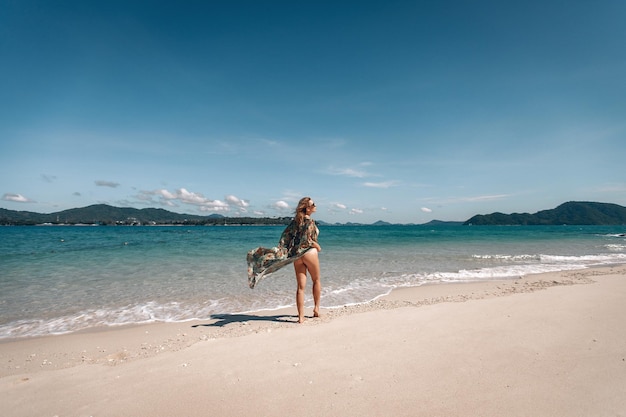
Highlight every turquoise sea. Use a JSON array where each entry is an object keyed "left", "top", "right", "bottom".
[{"left": 1, "top": 224, "right": 625, "bottom": 339}]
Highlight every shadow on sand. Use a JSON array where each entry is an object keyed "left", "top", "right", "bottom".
[{"left": 192, "top": 313, "right": 296, "bottom": 328}]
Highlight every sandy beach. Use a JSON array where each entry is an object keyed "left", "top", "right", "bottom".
[{"left": 1, "top": 265, "right": 625, "bottom": 417}]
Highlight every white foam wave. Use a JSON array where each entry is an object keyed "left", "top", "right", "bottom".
[
  {"left": 3, "top": 252, "right": 626, "bottom": 340},
  {"left": 472, "top": 254, "right": 540, "bottom": 261},
  {"left": 0, "top": 300, "right": 225, "bottom": 339},
  {"left": 322, "top": 252, "right": 626, "bottom": 304},
  {"left": 453, "top": 253, "right": 626, "bottom": 282},
  {"left": 540, "top": 253, "right": 626, "bottom": 263},
  {"left": 426, "top": 263, "right": 584, "bottom": 283}
]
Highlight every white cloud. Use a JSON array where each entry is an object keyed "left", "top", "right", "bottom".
[
  {"left": 136, "top": 188, "right": 236, "bottom": 212},
  {"left": 225, "top": 195, "right": 250, "bottom": 208},
  {"left": 156, "top": 189, "right": 177, "bottom": 200},
  {"left": 167, "top": 189, "right": 229, "bottom": 211},
  {"left": 325, "top": 202, "right": 349, "bottom": 215},
  {"left": 363, "top": 181, "right": 399, "bottom": 188},
  {"left": 349, "top": 208, "right": 363, "bottom": 215},
  {"left": 177, "top": 188, "right": 209, "bottom": 205},
  {"left": 273, "top": 200, "right": 290, "bottom": 211},
  {"left": 95, "top": 180, "right": 120, "bottom": 188},
  {"left": 2, "top": 193, "right": 35, "bottom": 203},
  {"left": 328, "top": 167, "right": 368, "bottom": 178},
  {"left": 198, "top": 200, "right": 230, "bottom": 212},
  {"left": 421, "top": 207, "right": 433, "bottom": 213}
]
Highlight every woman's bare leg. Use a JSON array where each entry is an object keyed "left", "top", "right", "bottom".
[
  {"left": 302, "top": 249, "right": 321, "bottom": 318},
  {"left": 294, "top": 259, "right": 308, "bottom": 323}
]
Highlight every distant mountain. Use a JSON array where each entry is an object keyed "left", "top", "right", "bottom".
[
  {"left": 54, "top": 204, "right": 216, "bottom": 224},
  {"left": 0, "top": 204, "right": 290, "bottom": 226},
  {"left": 372, "top": 220, "right": 392, "bottom": 226},
  {"left": 422, "top": 220, "right": 464, "bottom": 226},
  {"left": 464, "top": 201, "right": 626, "bottom": 225},
  {"left": 4, "top": 201, "right": 624, "bottom": 226}
]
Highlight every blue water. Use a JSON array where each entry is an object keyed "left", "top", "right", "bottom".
[{"left": 1, "top": 224, "right": 625, "bottom": 339}]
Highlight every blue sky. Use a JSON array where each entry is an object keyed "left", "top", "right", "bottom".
[{"left": 1, "top": 0, "right": 625, "bottom": 223}]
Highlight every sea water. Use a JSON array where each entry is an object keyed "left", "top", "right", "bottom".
[{"left": 1, "top": 224, "right": 625, "bottom": 339}]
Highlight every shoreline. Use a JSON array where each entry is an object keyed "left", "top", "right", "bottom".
[
  {"left": 1, "top": 264, "right": 625, "bottom": 416},
  {"left": 0, "top": 264, "right": 618, "bottom": 375}
]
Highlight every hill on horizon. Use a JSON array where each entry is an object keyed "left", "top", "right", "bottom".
[
  {"left": 0, "top": 204, "right": 289, "bottom": 226},
  {"left": 1, "top": 201, "right": 625, "bottom": 226},
  {"left": 464, "top": 201, "right": 626, "bottom": 225}
]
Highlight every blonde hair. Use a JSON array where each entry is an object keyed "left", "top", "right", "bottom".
[{"left": 294, "top": 197, "right": 312, "bottom": 225}]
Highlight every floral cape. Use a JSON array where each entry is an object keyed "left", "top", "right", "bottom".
[{"left": 247, "top": 217, "right": 319, "bottom": 289}]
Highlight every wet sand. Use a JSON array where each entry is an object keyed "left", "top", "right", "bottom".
[{"left": 1, "top": 265, "right": 625, "bottom": 416}]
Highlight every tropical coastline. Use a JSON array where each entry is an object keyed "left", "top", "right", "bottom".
[
  {"left": 1, "top": 265, "right": 625, "bottom": 416},
  {"left": 2, "top": 224, "right": 625, "bottom": 340},
  {"left": 1, "top": 222, "right": 625, "bottom": 416}
]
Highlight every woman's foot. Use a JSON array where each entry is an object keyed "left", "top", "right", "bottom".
[{"left": 313, "top": 308, "right": 320, "bottom": 318}]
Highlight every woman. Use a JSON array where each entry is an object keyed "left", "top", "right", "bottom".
[{"left": 247, "top": 197, "right": 322, "bottom": 323}]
